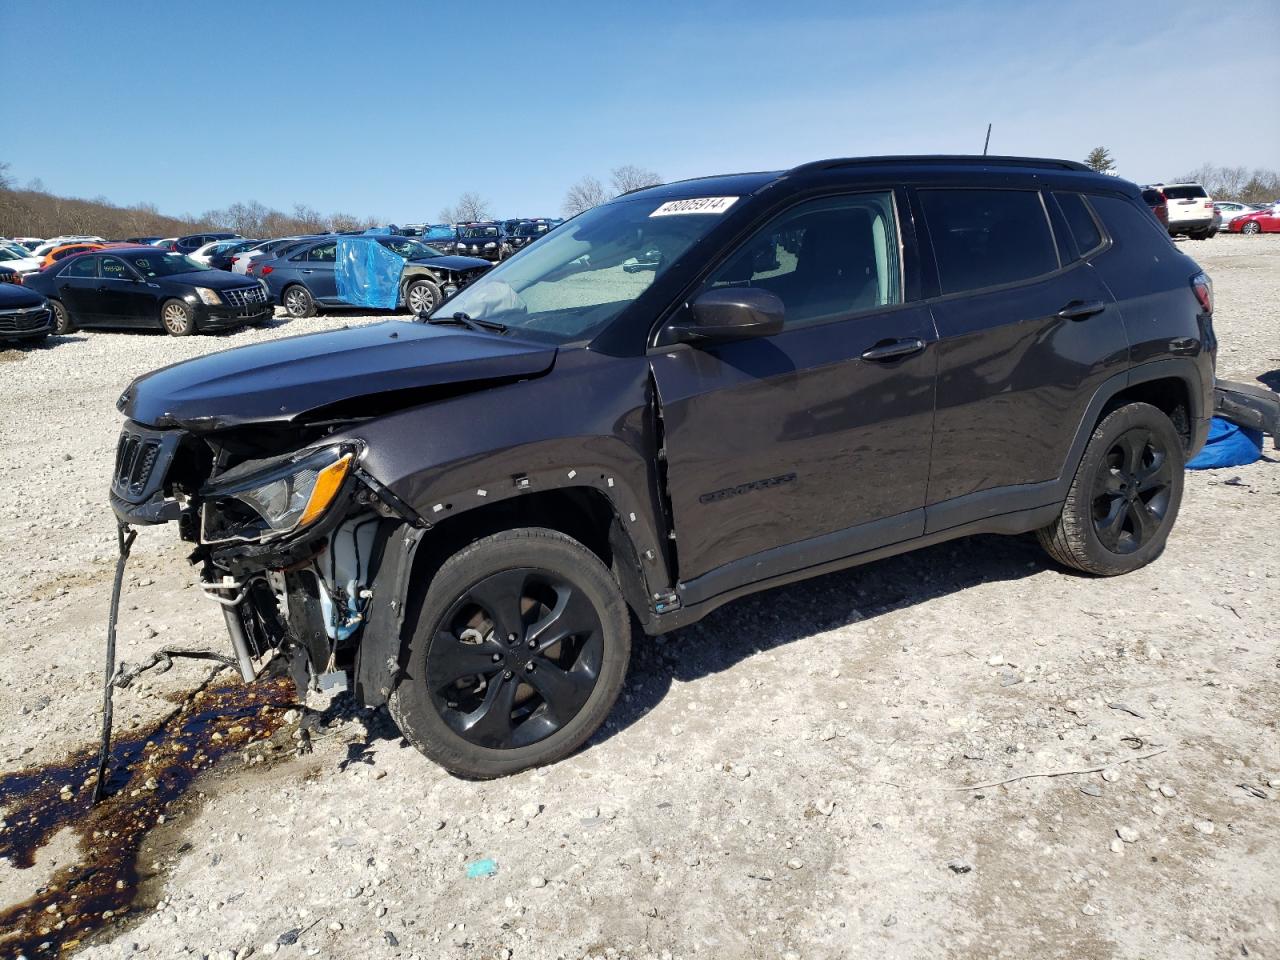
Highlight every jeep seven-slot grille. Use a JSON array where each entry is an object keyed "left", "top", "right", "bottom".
[
  {"left": 115, "top": 433, "right": 161, "bottom": 497},
  {"left": 222, "top": 286, "right": 267, "bottom": 308}
]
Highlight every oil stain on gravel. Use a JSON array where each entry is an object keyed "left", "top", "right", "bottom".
[{"left": 0, "top": 678, "right": 295, "bottom": 957}]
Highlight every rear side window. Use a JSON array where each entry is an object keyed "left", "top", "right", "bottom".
[
  {"left": 306, "top": 242, "right": 337, "bottom": 262},
  {"left": 919, "top": 189, "right": 1058, "bottom": 295},
  {"left": 61, "top": 256, "right": 98, "bottom": 278},
  {"left": 1054, "top": 192, "right": 1105, "bottom": 256},
  {"left": 1090, "top": 195, "right": 1175, "bottom": 251},
  {"left": 1161, "top": 185, "right": 1206, "bottom": 200}
]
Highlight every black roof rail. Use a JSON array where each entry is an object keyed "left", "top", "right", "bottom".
[{"left": 790, "top": 155, "right": 1092, "bottom": 175}]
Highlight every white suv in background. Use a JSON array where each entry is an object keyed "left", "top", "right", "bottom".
[{"left": 1150, "top": 183, "right": 1215, "bottom": 240}]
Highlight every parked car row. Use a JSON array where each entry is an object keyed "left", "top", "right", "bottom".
[{"left": 1140, "top": 185, "right": 1277, "bottom": 238}]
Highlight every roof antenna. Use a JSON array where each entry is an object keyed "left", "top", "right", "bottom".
[{"left": 982, "top": 123, "right": 992, "bottom": 156}]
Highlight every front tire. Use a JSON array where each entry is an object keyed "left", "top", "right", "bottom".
[
  {"left": 282, "top": 284, "right": 317, "bottom": 318},
  {"left": 160, "top": 299, "right": 196, "bottom": 336},
  {"left": 1241, "top": 221, "right": 1261, "bottom": 235},
  {"left": 404, "top": 279, "right": 442, "bottom": 317},
  {"left": 50, "top": 299, "right": 76, "bottom": 335},
  {"left": 388, "top": 528, "right": 631, "bottom": 779},
  {"left": 1037, "top": 402, "right": 1184, "bottom": 576}
]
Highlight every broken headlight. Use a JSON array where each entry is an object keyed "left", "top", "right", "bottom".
[{"left": 201, "top": 444, "right": 355, "bottom": 544}]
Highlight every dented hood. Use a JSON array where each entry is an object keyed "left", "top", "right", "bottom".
[{"left": 118, "top": 320, "right": 557, "bottom": 430}]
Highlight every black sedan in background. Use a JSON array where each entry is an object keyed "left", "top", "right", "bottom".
[
  {"left": 0, "top": 281, "right": 54, "bottom": 343},
  {"left": 24, "top": 251, "right": 273, "bottom": 336}
]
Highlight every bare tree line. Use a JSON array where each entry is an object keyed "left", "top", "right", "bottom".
[
  {"left": 562, "top": 165, "right": 663, "bottom": 217},
  {"left": 0, "top": 161, "right": 381, "bottom": 240},
  {"left": 1174, "top": 164, "right": 1280, "bottom": 205}
]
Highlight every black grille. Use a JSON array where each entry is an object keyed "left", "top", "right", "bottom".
[
  {"left": 221, "top": 286, "right": 268, "bottom": 308},
  {"left": 0, "top": 306, "right": 50, "bottom": 333},
  {"left": 115, "top": 433, "right": 163, "bottom": 497}
]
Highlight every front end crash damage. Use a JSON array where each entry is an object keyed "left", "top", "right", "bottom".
[{"left": 110, "top": 420, "right": 428, "bottom": 703}]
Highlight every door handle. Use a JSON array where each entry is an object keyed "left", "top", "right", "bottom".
[
  {"left": 860, "top": 338, "right": 926, "bottom": 362},
  {"left": 301, "top": 268, "right": 314, "bottom": 274},
  {"left": 1056, "top": 300, "right": 1106, "bottom": 321}
]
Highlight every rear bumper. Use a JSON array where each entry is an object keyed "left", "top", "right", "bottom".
[
  {"left": 1168, "top": 217, "right": 1214, "bottom": 235},
  {"left": 1214, "top": 379, "right": 1280, "bottom": 449}
]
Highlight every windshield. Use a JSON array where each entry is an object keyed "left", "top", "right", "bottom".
[
  {"left": 377, "top": 237, "right": 445, "bottom": 259},
  {"left": 432, "top": 196, "right": 727, "bottom": 344},
  {"left": 515, "top": 222, "right": 550, "bottom": 237},
  {"left": 121, "top": 253, "right": 210, "bottom": 277},
  {"left": 0, "top": 246, "right": 27, "bottom": 262},
  {"left": 460, "top": 225, "right": 501, "bottom": 239}
]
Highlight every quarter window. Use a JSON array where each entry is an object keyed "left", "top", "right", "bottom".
[
  {"left": 703, "top": 192, "right": 901, "bottom": 329},
  {"left": 62, "top": 256, "right": 98, "bottom": 278},
  {"left": 1054, "top": 192, "right": 1105, "bottom": 256},
  {"left": 919, "top": 189, "right": 1058, "bottom": 295}
]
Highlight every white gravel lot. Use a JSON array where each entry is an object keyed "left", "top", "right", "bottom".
[{"left": 0, "top": 235, "right": 1277, "bottom": 960}]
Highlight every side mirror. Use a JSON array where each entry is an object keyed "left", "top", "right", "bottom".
[{"left": 665, "top": 287, "right": 784, "bottom": 345}]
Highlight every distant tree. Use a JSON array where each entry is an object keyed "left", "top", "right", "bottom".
[
  {"left": 1084, "top": 147, "right": 1115, "bottom": 174},
  {"left": 0, "top": 161, "right": 12, "bottom": 191},
  {"left": 1176, "top": 163, "right": 1279, "bottom": 204},
  {"left": 439, "top": 192, "right": 491, "bottom": 224},
  {"left": 562, "top": 176, "right": 610, "bottom": 217},
  {"left": 610, "top": 164, "right": 662, "bottom": 194},
  {"left": 328, "top": 212, "right": 364, "bottom": 233}
]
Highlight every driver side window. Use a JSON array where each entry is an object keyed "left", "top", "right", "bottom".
[{"left": 704, "top": 192, "right": 902, "bottom": 329}]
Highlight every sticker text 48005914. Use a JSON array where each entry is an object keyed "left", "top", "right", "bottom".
[{"left": 649, "top": 197, "right": 738, "bottom": 217}]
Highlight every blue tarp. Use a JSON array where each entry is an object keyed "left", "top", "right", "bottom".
[
  {"left": 335, "top": 237, "right": 404, "bottom": 309},
  {"left": 1186, "top": 417, "right": 1262, "bottom": 470}
]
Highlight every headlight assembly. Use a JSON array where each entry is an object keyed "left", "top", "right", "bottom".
[
  {"left": 201, "top": 445, "right": 356, "bottom": 544},
  {"left": 194, "top": 287, "right": 223, "bottom": 305}
]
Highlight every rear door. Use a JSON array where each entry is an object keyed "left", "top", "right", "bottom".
[
  {"left": 57, "top": 255, "right": 102, "bottom": 323},
  {"left": 651, "top": 190, "right": 938, "bottom": 597},
  {"left": 915, "top": 187, "right": 1127, "bottom": 532},
  {"left": 300, "top": 241, "right": 338, "bottom": 301}
]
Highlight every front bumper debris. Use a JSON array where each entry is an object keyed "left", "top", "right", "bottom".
[{"left": 1214, "top": 379, "right": 1280, "bottom": 449}]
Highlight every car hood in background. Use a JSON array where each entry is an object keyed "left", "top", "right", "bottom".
[
  {"left": 410, "top": 254, "right": 491, "bottom": 271},
  {"left": 119, "top": 320, "right": 557, "bottom": 431},
  {"left": 0, "top": 283, "right": 47, "bottom": 308}
]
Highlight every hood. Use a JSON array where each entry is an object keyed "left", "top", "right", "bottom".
[
  {"left": 163, "top": 269, "right": 261, "bottom": 288},
  {"left": 0, "top": 283, "right": 46, "bottom": 308},
  {"left": 410, "top": 254, "right": 491, "bottom": 271},
  {"left": 119, "top": 320, "right": 557, "bottom": 431}
]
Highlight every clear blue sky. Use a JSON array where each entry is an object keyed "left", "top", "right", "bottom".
[{"left": 4, "top": 0, "right": 1277, "bottom": 221}]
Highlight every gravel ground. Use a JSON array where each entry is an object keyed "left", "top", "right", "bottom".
[{"left": 0, "top": 235, "right": 1277, "bottom": 960}]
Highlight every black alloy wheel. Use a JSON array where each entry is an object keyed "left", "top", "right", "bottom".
[
  {"left": 388, "top": 527, "right": 630, "bottom": 778},
  {"left": 1090, "top": 428, "right": 1174, "bottom": 555},
  {"left": 428, "top": 568, "right": 604, "bottom": 749},
  {"left": 1037, "top": 402, "right": 1184, "bottom": 576}
]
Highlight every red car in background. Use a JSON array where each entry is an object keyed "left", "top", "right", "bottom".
[
  {"left": 1141, "top": 187, "right": 1169, "bottom": 228},
  {"left": 1227, "top": 205, "right": 1280, "bottom": 234}
]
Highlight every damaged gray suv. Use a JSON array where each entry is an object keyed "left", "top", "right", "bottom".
[{"left": 110, "top": 156, "right": 1273, "bottom": 778}]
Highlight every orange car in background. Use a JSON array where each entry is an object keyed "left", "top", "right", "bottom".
[{"left": 39, "top": 242, "right": 154, "bottom": 270}]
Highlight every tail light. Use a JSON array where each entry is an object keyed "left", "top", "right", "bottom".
[
  {"left": 230, "top": 256, "right": 239, "bottom": 265},
  {"left": 1191, "top": 272, "right": 1212, "bottom": 313},
  {"left": 260, "top": 265, "right": 273, "bottom": 276}
]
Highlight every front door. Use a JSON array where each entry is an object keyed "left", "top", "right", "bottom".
[
  {"left": 650, "top": 191, "right": 937, "bottom": 601},
  {"left": 96, "top": 256, "right": 156, "bottom": 327}
]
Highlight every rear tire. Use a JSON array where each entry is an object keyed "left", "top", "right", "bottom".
[
  {"left": 388, "top": 528, "right": 631, "bottom": 779},
  {"left": 160, "top": 299, "right": 196, "bottom": 336},
  {"left": 282, "top": 284, "right": 317, "bottom": 318},
  {"left": 1037, "top": 402, "right": 1184, "bottom": 576},
  {"left": 50, "top": 299, "right": 76, "bottom": 335}
]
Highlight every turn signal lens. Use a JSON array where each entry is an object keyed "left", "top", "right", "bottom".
[{"left": 299, "top": 454, "right": 353, "bottom": 527}]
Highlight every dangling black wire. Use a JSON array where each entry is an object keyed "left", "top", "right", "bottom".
[{"left": 92, "top": 521, "right": 136, "bottom": 804}]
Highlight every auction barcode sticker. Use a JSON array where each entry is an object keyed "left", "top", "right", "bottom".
[{"left": 649, "top": 197, "right": 739, "bottom": 217}]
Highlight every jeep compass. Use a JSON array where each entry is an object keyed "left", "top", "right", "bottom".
[{"left": 110, "top": 156, "right": 1233, "bottom": 778}]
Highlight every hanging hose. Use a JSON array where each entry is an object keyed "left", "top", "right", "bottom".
[
  {"left": 92, "top": 521, "right": 136, "bottom": 804},
  {"left": 91, "top": 524, "right": 244, "bottom": 805}
]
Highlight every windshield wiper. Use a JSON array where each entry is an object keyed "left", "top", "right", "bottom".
[{"left": 426, "top": 311, "right": 508, "bottom": 334}]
